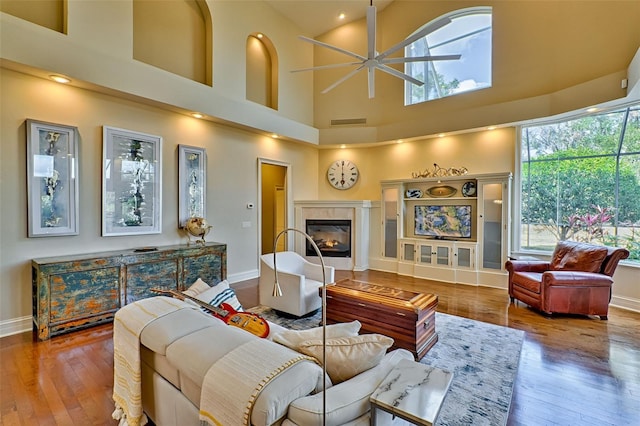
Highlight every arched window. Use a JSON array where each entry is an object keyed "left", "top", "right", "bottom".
[
  {"left": 405, "top": 7, "right": 492, "bottom": 105},
  {"left": 246, "top": 34, "right": 279, "bottom": 110}
]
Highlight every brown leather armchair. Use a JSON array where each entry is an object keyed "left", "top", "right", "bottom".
[{"left": 506, "top": 241, "right": 629, "bottom": 319}]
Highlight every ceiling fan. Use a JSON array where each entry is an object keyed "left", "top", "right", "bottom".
[{"left": 292, "top": 0, "right": 461, "bottom": 99}]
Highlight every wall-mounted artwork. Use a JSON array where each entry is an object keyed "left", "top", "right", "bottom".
[
  {"left": 102, "top": 126, "right": 162, "bottom": 236},
  {"left": 26, "top": 119, "right": 79, "bottom": 237},
  {"left": 178, "top": 145, "right": 206, "bottom": 228}
]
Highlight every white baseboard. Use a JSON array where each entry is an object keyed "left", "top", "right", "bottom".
[
  {"left": 228, "top": 269, "right": 259, "bottom": 284},
  {"left": 611, "top": 296, "right": 640, "bottom": 313},
  {"left": 0, "top": 315, "right": 32, "bottom": 338}
]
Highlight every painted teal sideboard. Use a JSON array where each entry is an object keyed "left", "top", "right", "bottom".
[{"left": 32, "top": 242, "right": 226, "bottom": 340}]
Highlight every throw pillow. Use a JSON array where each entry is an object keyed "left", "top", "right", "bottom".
[
  {"left": 273, "top": 320, "right": 361, "bottom": 351},
  {"left": 297, "top": 334, "right": 394, "bottom": 384},
  {"left": 193, "top": 279, "right": 244, "bottom": 312},
  {"left": 182, "top": 277, "right": 211, "bottom": 297}
]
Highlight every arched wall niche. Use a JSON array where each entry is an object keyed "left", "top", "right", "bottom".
[
  {"left": 246, "top": 33, "right": 279, "bottom": 110},
  {"left": 133, "top": 0, "right": 212, "bottom": 85}
]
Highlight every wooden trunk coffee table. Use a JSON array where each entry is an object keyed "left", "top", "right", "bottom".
[{"left": 324, "top": 278, "right": 438, "bottom": 359}]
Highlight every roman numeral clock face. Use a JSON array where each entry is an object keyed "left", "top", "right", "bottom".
[{"left": 327, "top": 160, "right": 359, "bottom": 190}]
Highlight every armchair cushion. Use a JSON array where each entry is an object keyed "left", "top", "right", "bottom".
[{"left": 550, "top": 241, "right": 608, "bottom": 273}]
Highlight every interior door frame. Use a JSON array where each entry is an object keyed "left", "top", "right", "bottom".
[{"left": 257, "top": 158, "right": 293, "bottom": 255}]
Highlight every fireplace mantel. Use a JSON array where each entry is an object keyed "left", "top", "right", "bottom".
[{"left": 294, "top": 200, "right": 372, "bottom": 271}]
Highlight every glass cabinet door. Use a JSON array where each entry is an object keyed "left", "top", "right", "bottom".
[
  {"left": 457, "top": 246, "right": 472, "bottom": 268},
  {"left": 454, "top": 243, "right": 476, "bottom": 269},
  {"left": 480, "top": 182, "right": 504, "bottom": 270},
  {"left": 418, "top": 244, "right": 433, "bottom": 264},
  {"left": 436, "top": 245, "right": 450, "bottom": 266},
  {"left": 401, "top": 240, "right": 415, "bottom": 262},
  {"left": 382, "top": 186, "right": 399, "bottom": 258}
]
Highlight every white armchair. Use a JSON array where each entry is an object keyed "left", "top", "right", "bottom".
[{"left": 259, "top": 251, "right": 335, "bottom": 317}]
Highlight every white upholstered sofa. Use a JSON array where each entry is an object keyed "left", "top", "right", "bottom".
[
  {"left": 136, "top": 302, "right": 412, "bottom": 425},
  {"left": 259, "top": 251, "right": 336, "bottom": 317}
]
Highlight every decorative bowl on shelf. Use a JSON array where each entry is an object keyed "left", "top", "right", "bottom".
[
  {"left": 462, "top": 181, "right": 477, "bottom": 197},
  {"left": 426, "top": 185, "right": 457, "bottom": 198},
  {"left": 405, "top": 188, "right": 423, "bottom": 198}
]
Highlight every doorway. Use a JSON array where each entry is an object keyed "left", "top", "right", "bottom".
[{"left": 259, "top": 160, "right": 290, "bottom": 255}]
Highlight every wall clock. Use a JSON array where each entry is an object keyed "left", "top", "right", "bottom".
[{"left": 327, "top": 160, "right": 359, "bottom": 190}]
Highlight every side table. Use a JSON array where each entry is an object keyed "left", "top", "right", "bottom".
[{"left": 370, "top": 359, "right": 453, "bottom": 425}]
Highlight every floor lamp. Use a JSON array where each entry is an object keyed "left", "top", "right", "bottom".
[{"left": 272, "top": 228, "right": 327, "bottom": 426}]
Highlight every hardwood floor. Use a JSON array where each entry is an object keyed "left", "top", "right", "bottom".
[{"left": 2, "top": 269, "right": 639, "bottom": 425}]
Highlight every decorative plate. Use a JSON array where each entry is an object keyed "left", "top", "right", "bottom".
[
  {"left": 405, "top": 189, "right": 423, "bottom": 198},
  {"left": 462, "top": 181, "right": 477, "bottom": 197},
  {"left": 426, "top": 185, "right": 457, "bottom": 198}
]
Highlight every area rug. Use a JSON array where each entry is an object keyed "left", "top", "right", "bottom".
[{"left": 248, "top": 305, "right": 524, "bottom": 426}]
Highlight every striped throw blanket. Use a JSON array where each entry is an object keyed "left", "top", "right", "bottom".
[
  {"left": 199, "top": 339, "right": 318, "bottom": 426},
  {"left": 112, "top": 296, "right": 190, "bottom": 426}
]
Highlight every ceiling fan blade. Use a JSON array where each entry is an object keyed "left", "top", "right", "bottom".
[
  {"left": 291, "top": 62, "right": 363, "bottom": 73},
  {"left": 321, "top": 65, "right": 366, "bottom": 94},
  {"left": 381, "top": 54, "right": 462, "bottom": 64},
  {"left": 376, "top": 64, "right": 425, "bottom": 86},
  {"left": 368, "top": 67, "right": 375, "bottom": 99},
  {"left": 376, "top": 17, "right": 452, "bottom": 61},
  {"left": 367, "top": 5, "right": 376, "bottom": 60},
  {"left": 298, "top": 35, "right": 367, "bottom": 62}
]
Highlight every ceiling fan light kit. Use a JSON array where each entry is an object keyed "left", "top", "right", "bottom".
[{"left": 292, "top": 1, "right": 461, "bottom": 98}]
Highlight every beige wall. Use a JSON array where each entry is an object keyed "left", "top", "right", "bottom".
[
  {"left": 314, "top": 1, "right": 640, "bottom": 145},
  {"left": 0, "top": 68, "right": 319, "bottom": 326},
  {"left": 317, "top": 128, "right": 516, "bottom": 200}
]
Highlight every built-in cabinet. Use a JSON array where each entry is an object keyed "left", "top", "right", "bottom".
[
  {"left": 32, "top": 243, "right": 226, "bottom": 340},
  {"left": 379, "top": 173, "right": 511, "bottom": 287}
]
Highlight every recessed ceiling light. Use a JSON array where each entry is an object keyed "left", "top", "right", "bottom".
[
  {"left": 487, "top": 126, "right": 496, "bottom": 131},
  {"left": 340, "top": 144, "right": 346, "bottom": 149},
  {"left": 438, "top": 133, "right": 445, "bottom": 138},
  {"left": 257, "top": 33, "right": 264, "bottom": 39},
  {"left": 271, "top": 133, "right": 279, "bottom": 139},
  {"left": 396, "top": 139, "right": 403, "bottom": 144},
  {"left": 50, "top": 75, "right": 70, "bottom": 84},
  {"left": 191, "top": 112, "right": 204, "bottom": 119},
  {"left": 338, "top": 12, "right": 346, "bottom": 20}
]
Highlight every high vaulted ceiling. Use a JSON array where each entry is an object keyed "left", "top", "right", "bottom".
[{"left": 264, "top": 0, "right": 393, "bottom": 37}]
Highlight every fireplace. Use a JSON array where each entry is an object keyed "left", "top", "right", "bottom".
[{"left": 305, "top": 219, "right": 352, "bottom": 258}]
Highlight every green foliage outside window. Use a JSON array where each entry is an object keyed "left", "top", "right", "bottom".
[{"left": 520, "top": 105, "right": 640, "bottom": 262}]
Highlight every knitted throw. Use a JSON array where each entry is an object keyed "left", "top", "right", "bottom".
[
  {"left": 199, "top": 339, "right": 317, "bottom": 426},
  {"left": 112, "top": 296, "right": 189, "bottom": 426}
]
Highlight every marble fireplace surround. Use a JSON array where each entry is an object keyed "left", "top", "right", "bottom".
[{"left": 294, "top": 200, "right": 372, "bottom": 271}]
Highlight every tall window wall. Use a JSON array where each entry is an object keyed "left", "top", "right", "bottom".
[
  {"left": 518, "top": 104, "right": 640, "bottom": 262},
  {"left": 404, "top": 7, "right": 492, "bottom": 106}
]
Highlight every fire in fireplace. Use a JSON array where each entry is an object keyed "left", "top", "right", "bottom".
[{"left": 305, "top": 219, "right": 352, "bottom": 258}]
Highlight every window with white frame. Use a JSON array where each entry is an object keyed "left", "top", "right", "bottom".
[
  {"left": 518, "top": 104, "right": 640, "bottom": 263},
  {"left": 404, "top": 7, "right": 492, "bottom": 106}
]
